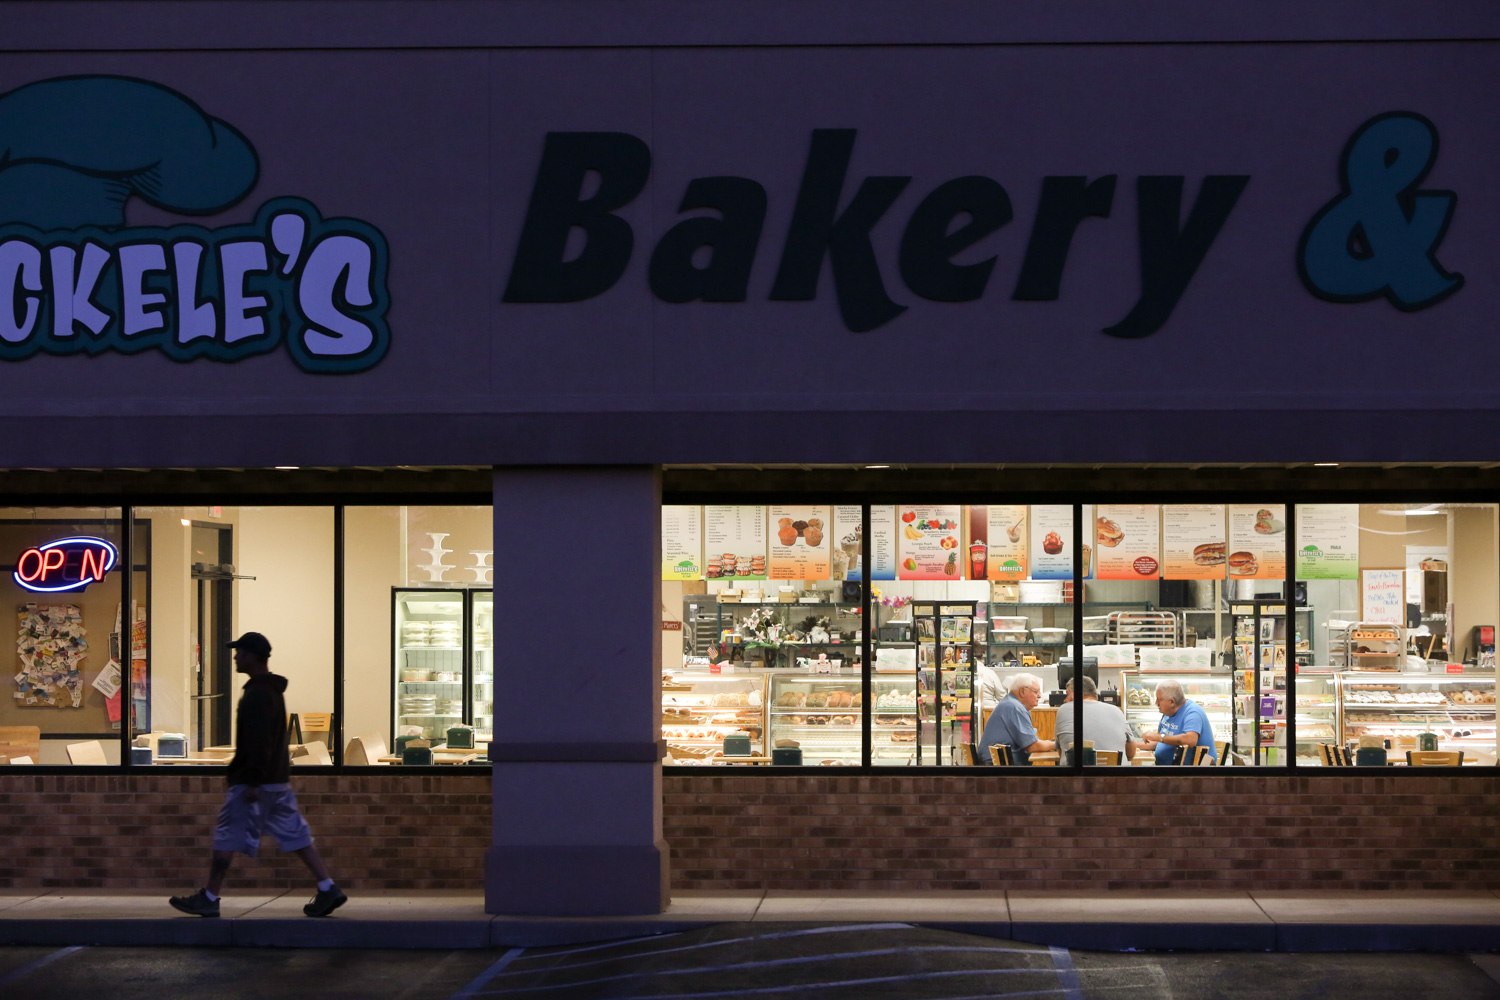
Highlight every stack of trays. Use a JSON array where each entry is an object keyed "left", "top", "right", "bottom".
[
  {"left": 399, "top": 694, "right": 438, "bottom": 715},
  {"left": 402, "top": 621, "right": 432, "bottom": 646},
  {"left": 429, "top": 622, "right": 461, "bottom": 647}
]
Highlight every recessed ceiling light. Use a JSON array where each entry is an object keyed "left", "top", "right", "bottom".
[
  {"left": 864, "top": 465, "right": 890, "bottom": 469},
  {"left": 1312, "top": 463, "right": 1339, "bottom": 467},
  {"left": 180, "top": 519, "right": 191, "bottom": 527},
  {"left": 274, "top": 466, "right": 299, "bottom": 470}
]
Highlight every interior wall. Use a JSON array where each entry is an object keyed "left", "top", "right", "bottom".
[
  {"left": 344, "top": 506, "right": 404, "bottom": 744},
  {"left": 1450, "top": 506, "right": 1499, "bottom": 660},
  {"left": 405, "top": 506, "right": 493, "bottom": 587},
  {"left": 0, "top": 510, "right": 122, "bottom": 739},
  {"left": 234, "top": 507, "right": 336, "bottom": 721}
]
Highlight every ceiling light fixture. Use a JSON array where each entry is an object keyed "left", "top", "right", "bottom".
[
  {"left": 864, "top": 465, "right": 890, "bottom": 469},
  {"left": 274, "top": 466, "right": 299, "bottom": 470},
  {"left": 1312, "top": 462, "right": 1339, "bottom": 467}
]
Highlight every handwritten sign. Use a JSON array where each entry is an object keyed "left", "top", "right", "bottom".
[{"left": 1361, "top": 568, "right": 1406, "bottom": 625}]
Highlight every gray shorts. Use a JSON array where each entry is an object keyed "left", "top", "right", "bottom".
[{"left": 214, "top": 783, "right": 314, "bottom": 856}]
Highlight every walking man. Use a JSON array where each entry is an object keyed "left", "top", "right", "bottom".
[{"left": 170, "top": 632, "right": 347, "bottom": 918}]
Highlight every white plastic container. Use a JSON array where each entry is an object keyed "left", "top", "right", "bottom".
[
  {"left": 991, "top": 616, "right": 1029, "bottom": 630},
  {"left": 1031, "top": 627, "right": 1070, "bottom": 643}
]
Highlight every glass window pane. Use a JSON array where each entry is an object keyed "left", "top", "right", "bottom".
[
  {"left": 346, "top": 505, "right": 493, "bottom": 760},
  {"left": 135, "top": 506, "right": 333, "bottom": 765},
  {"left": 0, "top": 507, "right": 122, "bottom": 765},
  {"left": 1318, "top": 503, "right": 1496, "bottom": 768}
]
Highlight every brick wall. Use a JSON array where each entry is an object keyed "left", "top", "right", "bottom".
[
  {"left": 5, "top": 772, "right": 1496, "bottom": 892},
  {"left": 0, "top": 774, "right": 489, "bottom": 890},
  {"left": 663, "top": 773, "right": 1500, "bottom": 891}
]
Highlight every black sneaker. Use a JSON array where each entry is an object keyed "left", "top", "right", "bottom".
[
  {"left": 169, "top": 889, "right": 220, "bottom": 918},
  {"left": 303, "top": 884, "right": 347, "bottom": 917}
]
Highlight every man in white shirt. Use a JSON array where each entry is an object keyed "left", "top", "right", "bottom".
[{"left": 1053, "top": 675, "right": 1138, "bottom": 763}]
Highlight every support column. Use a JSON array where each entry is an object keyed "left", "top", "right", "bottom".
[{"left": 485, "top": 466, "right": 667, "bottom": 915}]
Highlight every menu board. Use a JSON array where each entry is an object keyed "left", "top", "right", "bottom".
[
  {"left": 661, "top": 505, "right": 703, "bottom": 581},
  {"left": 896, "top": 505, "right": 963, "bottom": 580},
  {"left": 1296, "top": 503, "right": 1360, "bottom": 580},
  {"left": 1361, "top": 567, "right": 1406, "bottom": 624},
  {"left": 767, "top": 505, "right": 832, "bottom": 579},
  {"left": 968, "top": 504, "right": 1027, "bottom": 580},
  {"left": 1161, "top": 504, "right": 1227, "bottom": 580},
  {"left": 1029, "top": 505, "right": 1092, "bottom": 580},
  {"left": 702, "top": 505, "right": 767, "bottom": 581},
  {"left": 835, "top": 504, "right": 897, "bottom": 581},
  {"left": 1095, "top": 505, "right": 1161, "bottom": 580},
  {"left": 1226, "top": 504, "right": 1286, "bottom": 580}
]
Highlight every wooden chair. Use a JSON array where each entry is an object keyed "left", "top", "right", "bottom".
[
  {"left": 345, "top": 735, "right": 390, "bottom": 765},
  {"left": 66, "top": 740, "right": 108, "bottom": 765},
  {"left": 956, "top": 743, "right": 975, "bottom": 766},
  {"left": 988, "top": 744, "right": 1013, "bottom": 766},
  {"left": 290, "top": 742, "right": 333, "bottom": 765},
  {"left": 1317, "top": 743, "right": 1334, "bottom": 766},
  {"left": 1095, "top": 749, "right": 1121, "bottom": 766},
  {"left": 0, "top": 726, "right": 41, "bottom": 765},
  {"left": 289, "top": 712, "right": 334, "bottom": 747},
  {"left": 1406, "top": 750, "right": 1464, "bottom": 767},
  {"left": 1173, "top": 744, "right": 1209, "bottom": 765},
  {"left": 1215, "top": 740, "right": 1230, "bottom": 765}
]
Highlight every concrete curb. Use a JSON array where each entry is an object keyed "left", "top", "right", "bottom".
[{"left": 0, "top": 916, "right": 1495, "bottom": 952}]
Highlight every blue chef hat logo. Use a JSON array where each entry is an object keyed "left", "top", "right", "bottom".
[
  {"left": 0, "top": 74, "right": 389, "bottom": 374},
  {"left": 0, "top": 75, "right": 259, "bottom": 231}
]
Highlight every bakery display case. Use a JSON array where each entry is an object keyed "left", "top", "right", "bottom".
[
  {"left": 1122, "top": 670, "right": 1233, "bottom": 757},
  {"left": 662, "top": 673, "right": 767, "bottom": 763},
  {"left": 1292, "top": 670, "right": 1339, "bottom": 762},
  {"left": 871, "top": 676, "right": 919, "bottom": 763},
  {"left": 1338, "top": 670, "right": 1495, "bottom": 757},
  {"left": 767, "top": 674, "right": 862, "bottom": 765},
  {"left": 391, "top": 587, "right": 491, "bottom": 743}
]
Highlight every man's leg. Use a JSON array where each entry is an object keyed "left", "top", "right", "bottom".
[
  {"left": 293, "top": 845, "right": 331, "bottom": 883},
  {"left": 206, "top": 850, "right": 234, "bottom": 895}
]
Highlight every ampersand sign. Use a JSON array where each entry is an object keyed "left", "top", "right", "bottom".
[{"left": 1298, "top": 111, "right": 1462, "bottom": 311}]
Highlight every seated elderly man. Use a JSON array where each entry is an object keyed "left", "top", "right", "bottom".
[
  {"left": 977, "top": 671, "right": 1055, "bottom": 763},
  {"left": 1141, "top": 678, "right": 1217, "bottom": 765},
  {"left": 1053, "top": 675, "right": 1139, "bottom": 763}
]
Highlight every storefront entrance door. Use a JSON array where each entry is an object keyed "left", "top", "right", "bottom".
[{"left": 189, "top": 525, "right": 234, "bottom": 750}]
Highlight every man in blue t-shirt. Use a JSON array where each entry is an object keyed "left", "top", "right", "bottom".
[
  {"left": 977, "top": 672, "right": 1055, "bottom": 763},
  {"left": 1141, "top": 679, "right": 1217, "bottom": 765}
]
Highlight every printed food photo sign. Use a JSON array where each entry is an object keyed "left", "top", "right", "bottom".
[
  {"left": 768, "top": 505, "right": 831, "bottom": 579},
  {"left": 969, "top": 504, "right": 1027, "bottom": 580},
  {"left": 1029, "top": 505, "right": 1092, "bottom": 581},
  {"left": 703, "top": 506, "right": 767, "bottom": 581},
  {"left": 1227, "top": 504, "right": 1287, "bottom": 580},
  {"left": 1095, "top": 505, "right": 1161, "bottom": 580},
  {"left": 896, "top": 505, "right": 963, "bottom": 580},
  {"left": 1161, "top": 504, "right": 1227, "bottom": 580}
]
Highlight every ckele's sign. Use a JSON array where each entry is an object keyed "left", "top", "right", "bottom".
[{"left": 505, "top": 114, "right": 1462, "bottom": 335}]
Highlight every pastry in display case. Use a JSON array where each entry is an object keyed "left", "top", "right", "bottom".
[
  {"left": 661, "top": 674, "right": 766, "bottom": 764},
  {"left": 1338, "top": 671, "right": 1495, "bottom": 756},
  {"left": 870, "top": 677, "right": 919, "bottom": 763},
  {"left": 1292, "top": 671, "right": 1339, "bottom": 762},
  {"left": 767, "top": 675, "right": 863, "bottom": 765}
]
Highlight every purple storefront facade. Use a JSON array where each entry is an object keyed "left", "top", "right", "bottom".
[{"left": 2, "top": 3, "right": 1499, "bottom": 914}]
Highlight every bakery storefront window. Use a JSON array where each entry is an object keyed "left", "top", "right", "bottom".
[
  {"left": 662, "top": 499, "right": 1498, "bottom": 769},
  {"left": 345, "top": 505, "right": 494, "bottom": 763},
  {"left": 0, "top": 507, "right": 125, "bottom": 765},
  {"left": 1310, "top": 503, "right": 1497, "bottom": 768},
  {"left": 135, "top": 506, "right": 334, "bottom": 766}
]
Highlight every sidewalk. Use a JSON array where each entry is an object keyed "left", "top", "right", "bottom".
[{"left": 1, "top": 889, "right": 1498, "bottom": 952}]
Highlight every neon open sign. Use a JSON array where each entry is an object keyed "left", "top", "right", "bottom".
[{"left": 14, "top": 537, "right": 118, "bottom": 593}]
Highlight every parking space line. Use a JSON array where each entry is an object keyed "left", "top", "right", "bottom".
[
  {"left": 449, "top": 948, "right": 525, "bottom": 1000},
  {"left": 1049, "top": 946, "right": 1084, "bottom": 1000},
  {"left": 510, "top": 921, "right": 919, "bottom": 968},
  {"left": 0, "top": 946, "right": 85, "bottom": 988},
  {"left": 500, "top": 938, "right": 1052, "bottom": 979},
  {"left": 482, "top": 957, "right": 1067, "bottom": 997},
  {"left": 595, "top": 969, "right": 1097, "bottom": 1000}
]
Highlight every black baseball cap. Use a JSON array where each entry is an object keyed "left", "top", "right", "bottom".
[{"left": 228, "top": 632, "right": 272, "bottom": 658}]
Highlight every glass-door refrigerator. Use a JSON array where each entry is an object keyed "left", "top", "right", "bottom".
[{"left": 392, "top": 588, "right": 493, "bottom": 745}]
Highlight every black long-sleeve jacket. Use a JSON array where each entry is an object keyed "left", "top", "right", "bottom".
[{"left": 227, "top": 673, "right": 291, "bottom": 787}]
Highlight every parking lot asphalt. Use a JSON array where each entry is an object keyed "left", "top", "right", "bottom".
[{"left": 2, "top": 924, "right": 1499, "bottom": 1000}]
